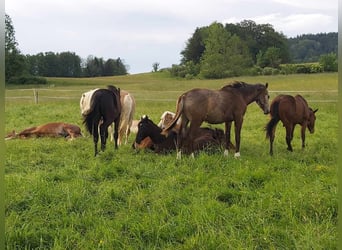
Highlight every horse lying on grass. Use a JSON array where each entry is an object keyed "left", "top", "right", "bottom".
[
  {"left": 133, "top": 115, "right": 234, "bottom": 155},
  {"left": 5, "top": 122, "right": 82, "bottom": 140}
]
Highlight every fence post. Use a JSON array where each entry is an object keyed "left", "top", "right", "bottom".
[{"left": 33, "top": 89, "right": 38, "bottom": 104}]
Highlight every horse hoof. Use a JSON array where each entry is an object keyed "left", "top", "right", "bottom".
[
  {"left": 224, "top": 149, "right": 229, "bottom": 157},
  {"left": 234, "top": 152, "right": 240, "bottom": 158}
]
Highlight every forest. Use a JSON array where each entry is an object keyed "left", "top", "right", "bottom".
[{"left": 5, "top": 15, "right": 338, "bottom": 83}]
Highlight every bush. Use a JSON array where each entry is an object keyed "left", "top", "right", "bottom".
[
  {"left": 319, "top": 53, "right": 338, "bottom": 72},
  {"left": 7, "top": 75, "right": 47, "bottom": 85}
]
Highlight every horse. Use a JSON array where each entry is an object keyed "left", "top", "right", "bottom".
[
  {"left": 82, "top": 85, "right": 121, "bottom": 156},
  {"left": 5, "top": 122, "right": 82, "bottom": 140},
  {"left": 117, "top": 90, "right": 135, "bottom": 145},
  {"left": 80, "top": 88, "right": 135, "bottom": 144},
  {"left": 133, "top": 115, "right": 225, "bottom": 154},
  {"left": 163, "top": 81, "right": 270, "bottom": 159},
  {"left": 265, "top": 94, "right": 318, "bottom": 155},
  {"left": 158, "top": 111, "right": 182, "bottom": 131}
]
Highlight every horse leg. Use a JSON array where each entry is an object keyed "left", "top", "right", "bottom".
[
  {"left": 92, "top": 121, "right": 100, "bottom": 156},
  {"left": 113, "top": 118, "right": 120, "bottom": 149},
  {"left": 301, "top": 124, "right": 306, "bottom": 149},
  {"left": 234, "top": 118, "right": 243, "bottom": 158},
  {"left": 269, "top": 126, "right": 277, "bottom": 156},
  {"left": 224, "top": 122, "right": 232, "bottom": 157},
  {"left": 100, "top": 121, "right": 111, "bottom": 152},
  {"left": 285, "top": 124, "right": 294, "bottom": 152}
]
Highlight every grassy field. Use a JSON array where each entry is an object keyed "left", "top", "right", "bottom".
[{"left": 5, "top": 72, "right": 337, "bottom": 249}]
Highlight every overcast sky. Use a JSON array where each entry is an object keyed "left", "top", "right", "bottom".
[{"left": 6, "top": 0, "right": 338, "bottom": 74}]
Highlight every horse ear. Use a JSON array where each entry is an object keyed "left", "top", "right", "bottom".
[
  {"left": 265, "top": 82, "right": 268, "bottom": 89},
  {"left": 313, "top": 109, "right": 318, "bottom": 113}
]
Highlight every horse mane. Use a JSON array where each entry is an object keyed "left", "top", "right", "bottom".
[{"left": 220, "top": 81, "right": 250, "bottom": 91}]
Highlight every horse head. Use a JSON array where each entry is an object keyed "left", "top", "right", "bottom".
[
  {"left": 308, "top": 108, "right": 318, "bottom": 133},
  {"left": 255, "top": 83, "right": 270, "bottom": 114},
  {"left": 135, "top": 115, "right": 162, "bottom": 144}
]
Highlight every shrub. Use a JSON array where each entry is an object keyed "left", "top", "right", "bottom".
[{"left": 7, "top": 75, "right": 47, "bottom": 85}]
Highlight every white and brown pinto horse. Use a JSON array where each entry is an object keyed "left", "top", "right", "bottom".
[
  {"left": 80, "top": 88, "right": 136, "bottom": 145},
  {"left": 5, "top": 122, "right": 82, "bottom": 140},
  {"left": 163, "top": 81, "right": 270, "bottom": 159}
]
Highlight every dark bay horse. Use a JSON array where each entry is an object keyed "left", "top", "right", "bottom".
[
  {"left": 133, "top": 115, "right": 226, "bottom": 154},
  {"left": 163, "top": 81, "right": 270, "bottom": 159},
  {"left": 83, "top": 85, "right": 121, "bottom": 156},
  {"left": 266, "top": 94, "right": 318, "bottom": 155}
]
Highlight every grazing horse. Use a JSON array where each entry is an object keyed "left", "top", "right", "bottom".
[
  {"left": 80, "top": 88, "right": 135, "bottom": 144},
  {"left": 83, "top": 85, "right": 121, "bottom": 156},
  {"left": 5, "top": 122, "right": 82, "bottom": 140},
  {"left": 163, "top": 81, "right": 270, "bottom": 159},
  {"left": 133, "top": 115, "right": 225, "bottom": 154},
  {"left": 266, "top": 94, "right": 318, "bottom": 155}
]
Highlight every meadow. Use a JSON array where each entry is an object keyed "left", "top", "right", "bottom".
[{"left": 5, "top": 72, "right": 337, "bottom": 249}]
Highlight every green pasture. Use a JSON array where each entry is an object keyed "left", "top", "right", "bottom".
[{"left": 5, "top": 73, "right": 337, "bottom": 249}]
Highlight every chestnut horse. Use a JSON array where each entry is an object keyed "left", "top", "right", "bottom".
[
  {"left": 83, "top": 85, "right": 121, "bottom": 156},
  {"left": 5, "top": 122, "right": 82, "bottom": 140},
  {"left": 266, "top": 94, "right": 318, "bottom": 155},
  {"left": 163, "top": 81, "right": 270, "bottom": 159}
]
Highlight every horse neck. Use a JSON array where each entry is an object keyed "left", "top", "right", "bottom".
[
  {"left": 147, "top": 123, "right": 167, "bottom": 144},
  {"left": 239, "top": 86, "right": 261, "bottom": 105}
]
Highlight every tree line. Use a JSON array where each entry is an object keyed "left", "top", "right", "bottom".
[
  {"left": 5, "top": 14, "right": 128, "bottom": 84},
  {"left": 6, "top": 14, "right": 338, "bottom": 83},
  {"left": 171, "top": 20, "right": 337, "bottom": 79}
]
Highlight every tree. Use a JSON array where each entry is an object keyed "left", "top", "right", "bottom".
[
  {"left": 5, "top": 14, "right": 26, "bottom": 81},
  {"left": 181, "top": 27, "right": 208, "bottom": 64},
  {"left": 257, "top": 47, "right": 282, "bottom": 68},
  {"left": 200, "top": 22, "right": 252, "bottom": 78},
  {"left": 319, "top": 53, "right": 337, "bottom": 72},
  {"left": 152, "top": 62, "right": 160, "bottom": 72}
]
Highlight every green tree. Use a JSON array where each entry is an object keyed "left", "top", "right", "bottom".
[
  {"left": 181, "top": 27, "right": 208, "bottom": 64},
  {"left": 257, "top": 47, "right": 282, "bottom": 68},
  {"left": 5, "top": 13, "right": 26, "bottom": 81},
  {"left": 319, "top": 53, "right": 337, "bottom": 72},
  {"left": 200, "top": 22, "right": 252, "bottom": 78},
  {"left": 58, "top": 52, "right": 81, "bottom": 77}
]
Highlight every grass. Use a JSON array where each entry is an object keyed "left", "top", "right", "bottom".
[{"left": 5, "top": 72, "right": 338, "bottom": 249}]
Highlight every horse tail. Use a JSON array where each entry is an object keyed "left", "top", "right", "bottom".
[
  {"left": 265, "top": 100, "right": 280, "bottom": 139},
  {"left": 162, "top": 94, "right": 184, "bottom": 135},
  {"left": 83, "top": 93, "right": 100, "bottom": 135}
]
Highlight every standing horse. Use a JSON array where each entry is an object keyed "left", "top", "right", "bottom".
[
  {"left": 163, "top": 81, "right": 270, "bottom": 159},
  {"left": 266, "top": 94, "right": 318, "bottom": 155},
  {"left": 83, "top": 85, "right": 121, "bottom": 156},
  {"left": 117, "top": 90, "right": 135, "bottom": 145},
  {"left": 80, "top": 88, "right": 135, "bottom": 144}
]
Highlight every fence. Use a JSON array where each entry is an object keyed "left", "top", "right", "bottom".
[{"left": 5, "top": 88, "right": 338, "bottom": 104}]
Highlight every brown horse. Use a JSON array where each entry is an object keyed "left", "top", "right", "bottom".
[
  {"left": 83, "top": 85, "right": 121, "bottom": 156},
  {"left": 266, "top": 94, "right": 318, "bottom": 155},
  {"left": 163, "top": 81, "right": 270, "bottom": 158},
  {"left": 5, "top": 122, "right": 82, "bottom": 140}
]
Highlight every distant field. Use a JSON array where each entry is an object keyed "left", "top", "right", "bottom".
[{"left": 5, "top": 72, "right": 337, "bottom": 249}]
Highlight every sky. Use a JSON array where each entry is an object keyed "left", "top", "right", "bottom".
[{"left": 6, "top": 0, "right": 338, "bottom": 74}]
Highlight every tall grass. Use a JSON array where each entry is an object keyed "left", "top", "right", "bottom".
[{"left": 5, "top": 73, "right": 337, "bottom": 249}]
